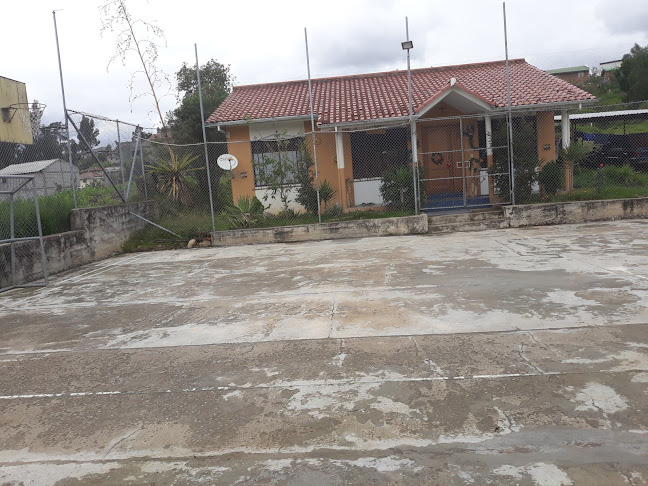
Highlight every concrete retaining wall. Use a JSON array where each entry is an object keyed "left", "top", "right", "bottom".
[
  {"left": 1, "top": 201, "right": 158, "bottom": 289},
  {"left": 211, "top": 214, "right": 428, "bottom": 246},
  {"left": 504, "top": 197, "right": 648, "bottom": 228},
  {"left": 70, "top": 201, "right": 159, "bottom": 259}
]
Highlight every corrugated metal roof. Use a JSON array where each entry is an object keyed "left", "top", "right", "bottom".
[
  {"left": 0, "top": 159, "right": 62, "bottom": 175},
  {"left": 554, "top": 109, "right": 648, "bottom": 121},
  {"left": 546, "top": 66, "right": 589, "bottom": 75},
  {"left": 207, "top": 59, "right": 596, "bottom": 126}
]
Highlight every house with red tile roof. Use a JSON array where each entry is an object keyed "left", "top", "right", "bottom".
[{"left": 207, "top": 59, "right": 595, "bottom": 212}]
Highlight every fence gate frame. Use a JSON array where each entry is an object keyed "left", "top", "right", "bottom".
[
  {"left": 417, "top": 113, "right": 512, "bottom": 212},
  {"left": 1, "top": 175, "right": 48, "bottom": 293}
]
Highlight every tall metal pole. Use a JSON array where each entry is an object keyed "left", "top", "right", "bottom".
[
  {"left": 53, "top": 10, "right": 77, "bottom": 208},
  {"left": 117, "top": 120, "right": 125, "bottom": 185},
  {"left": 304, "top": 28, "right": 322, "bottom": 223},
  {"left": 138, "top": 133, "right": 148, "bottom": 199},
  {"left": 32, "top": 178, "right": 49, "bottom": 286},
  {"left": 405, "top": 17, "right": 419, "bottom": 214},
  {"left": 459, "top": 118, "right": 467, "bottom": 208},
  {"left": 503, "top": 2, "right": 516, "bottom": 205},
  {"left": 9, "top": 193, "right": 16, "bottom": 287},
  {"left": 195, "top": 43, "right": 216, "bottom": 234}
]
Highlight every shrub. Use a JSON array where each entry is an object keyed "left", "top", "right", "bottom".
[
  {"left": 489, "top": 116, "right": 540, "bottom": 204},
  {"left": 293, "top": 139, "right": 319, "bottom": 214},
  {"left": 489, "top": 155, "right": 540, "bottom": 204},
  {"left": 602, "top": 164, "right": 642, "bottom": 187},
  {"left": 223, "top": 195, "right": 265, "bottom": 229},
  {"left": 538, "top": 161, "right": 562, "bottom": 195},
  {"left": 379, "top": 165, "right": 422, "bottom": 210}
]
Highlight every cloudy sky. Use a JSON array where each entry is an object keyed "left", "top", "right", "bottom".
[{"left": 3, "top": 0, "right": 648, "bottom": 129}]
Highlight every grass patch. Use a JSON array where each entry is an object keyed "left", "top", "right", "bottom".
[
  {"left": 575, "top": 118, "right": 648, "bottom": 135},
  {"left": 123, "top": 209, "right": 229, "bottom": 252},
  {"left": 1, "top": 186, "right": 122, "bottom": 239},
  {"left": 537, "top": 165, "right": 648, "bottom": 202},
  {"left": 544, "top": 186, "right": 648, "bottom": 202}
]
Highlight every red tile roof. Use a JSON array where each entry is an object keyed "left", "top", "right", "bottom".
[{"left": 207, "top": 59, "right": 596, "bottom": 126}]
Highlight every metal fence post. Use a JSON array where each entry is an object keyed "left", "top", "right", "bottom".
[
  {"left": 404, "top": 17, "right": 419, "bottom": 214},
  {"left": 304, "top": 28, "right": 322, "bottom": 223},
  {"left": 125, "top": 130, "right": 141, "bottom": 202},
  {"left": 9, "top": 192, "right": 16, "bottom": 287},
  {"left": 53, "top": 11, "right": 77, "bottom": 208},
  {"left": 459, "top": 117, "right": 467, "bottom": 208},
  {"left": 503, "top": 2, "right": 516, "bottom": 205},
  {"left": 139, "top": 134, "right": 148, "bottom": 199},
  {"left": 117, "top": 120, "right": 125, "bottom": 185},
  {"left": 32, "top": 178, "right": 48, "bottom": 285},
  {"left": 195, "top": 43, "right": 216, "bottom": 234}
]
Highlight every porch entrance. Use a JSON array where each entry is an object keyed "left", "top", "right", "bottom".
[
  {"left": 419, "top": 118, "right": 495, "bottom": 212},
  {"left": 421, "top": 124, "right": 463, "bottom": 195}
]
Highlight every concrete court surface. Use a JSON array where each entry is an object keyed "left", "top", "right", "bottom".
[{"left": 1, "top": 220, "right": 648, "bottom": 485}]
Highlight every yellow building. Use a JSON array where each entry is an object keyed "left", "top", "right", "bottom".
[
  {"left": 206, "top": 59, "right": 595, "bottom": 213},
  {"left": 0, "top": 76, "right": 34, "bottom": 145}
]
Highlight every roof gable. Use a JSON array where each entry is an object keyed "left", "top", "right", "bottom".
[
  {"left": 207, "top": 59, "right": 596, "bottom": 126},
  {"left": 415, "top": 81, "right": 494, "bottom": 115}
]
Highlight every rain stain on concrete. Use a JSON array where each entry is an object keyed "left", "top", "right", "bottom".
[
  {"left": 570, "top": 382, "right": 629, "bottom": 414},
  {"left": 494, "top": 462, "right": 573, "bottom": 486}
]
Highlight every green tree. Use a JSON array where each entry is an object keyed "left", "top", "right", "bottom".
[
  {"left": 617, "top": 44, "right": 648, "bottom": 102},
  {"left": 100, "top": 0, "right": 173, "bottom": 153},
  {"left": 167, "top": 59, "right": 232, "bottom": 143},
  {"left": 77, "top": 115, "right": 100, "bottom": 149},
  {"left": 0, "top": 120, "right": 68, "bottom": 168},
  {"left": 166, "top": 59, "right": 234, "bottom": 209}
]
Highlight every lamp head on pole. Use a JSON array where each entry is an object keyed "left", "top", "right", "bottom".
[{"left": 401, "top": 40, "right": 413, "bottom": 50}]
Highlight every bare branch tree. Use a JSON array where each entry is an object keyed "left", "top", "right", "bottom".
[{"left": 99, "top": 0, "right": 170, "bottom": 134}]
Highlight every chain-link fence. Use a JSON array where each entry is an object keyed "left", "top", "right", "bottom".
[
  {"left": 2, "top": 98, "right": 648, "bottom": 251},
  {"left": 0, "top": 175, "right": 48, "bottom": 292}
]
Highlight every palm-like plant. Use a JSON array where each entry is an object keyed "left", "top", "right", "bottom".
[
  {"left": 223, "top": 196, "right": 266, "bottom": 228},
  {"left": 318, "top": 180, "right": 337, "bottom": 210},
  {"left": 146, "top": 153, "right": 202, "bottom": 205}
]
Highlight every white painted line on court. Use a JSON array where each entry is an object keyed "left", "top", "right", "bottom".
[{"left": 0, "top": 369, "right": 615, "bottom": 402}]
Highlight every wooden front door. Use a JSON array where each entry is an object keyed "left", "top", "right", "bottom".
[{"left": 421, "top": 124, "right": 464, "bottom": 196}]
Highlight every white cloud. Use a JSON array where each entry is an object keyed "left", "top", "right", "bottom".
[
  {"left": 3, "top": 0, "right": 648, "bottom": 129},
  {"left": 596, "top": 0, "right": 648, "bottom": 35}
]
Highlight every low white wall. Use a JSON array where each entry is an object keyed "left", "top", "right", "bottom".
[
  {"left": 353, "top": 178, "right": 383, "bottom": 206},
  {"left": 212, "top": 214, "right": 428, "bottom": 246},
  {"left": 255, "top": 187, "right": 305, "bottom": 214}
]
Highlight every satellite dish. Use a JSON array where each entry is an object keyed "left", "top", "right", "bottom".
[{"left": 217, "top": 154, "right": 239, "bottom": 171}]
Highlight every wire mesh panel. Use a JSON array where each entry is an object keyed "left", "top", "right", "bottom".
[
  {"left": 0, "top": 176, "right": 48, "bottom": 292},
  {"left": 2, "top": 97, "right": 644, "bottom": 251},
  {"left": 536, "top": 102, "right": 648, "bottom": 204},
  {"left": 417, "top": 114, "right": 511, "bottom": 212}
]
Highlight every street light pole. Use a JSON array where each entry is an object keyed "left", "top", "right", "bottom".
[{"left": 402, "top": 17, "right": 419, "bottom": 214}]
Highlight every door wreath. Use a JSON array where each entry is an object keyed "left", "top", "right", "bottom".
[{"left": 431, "top": 153, "right": 444, "bottom": 165}]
